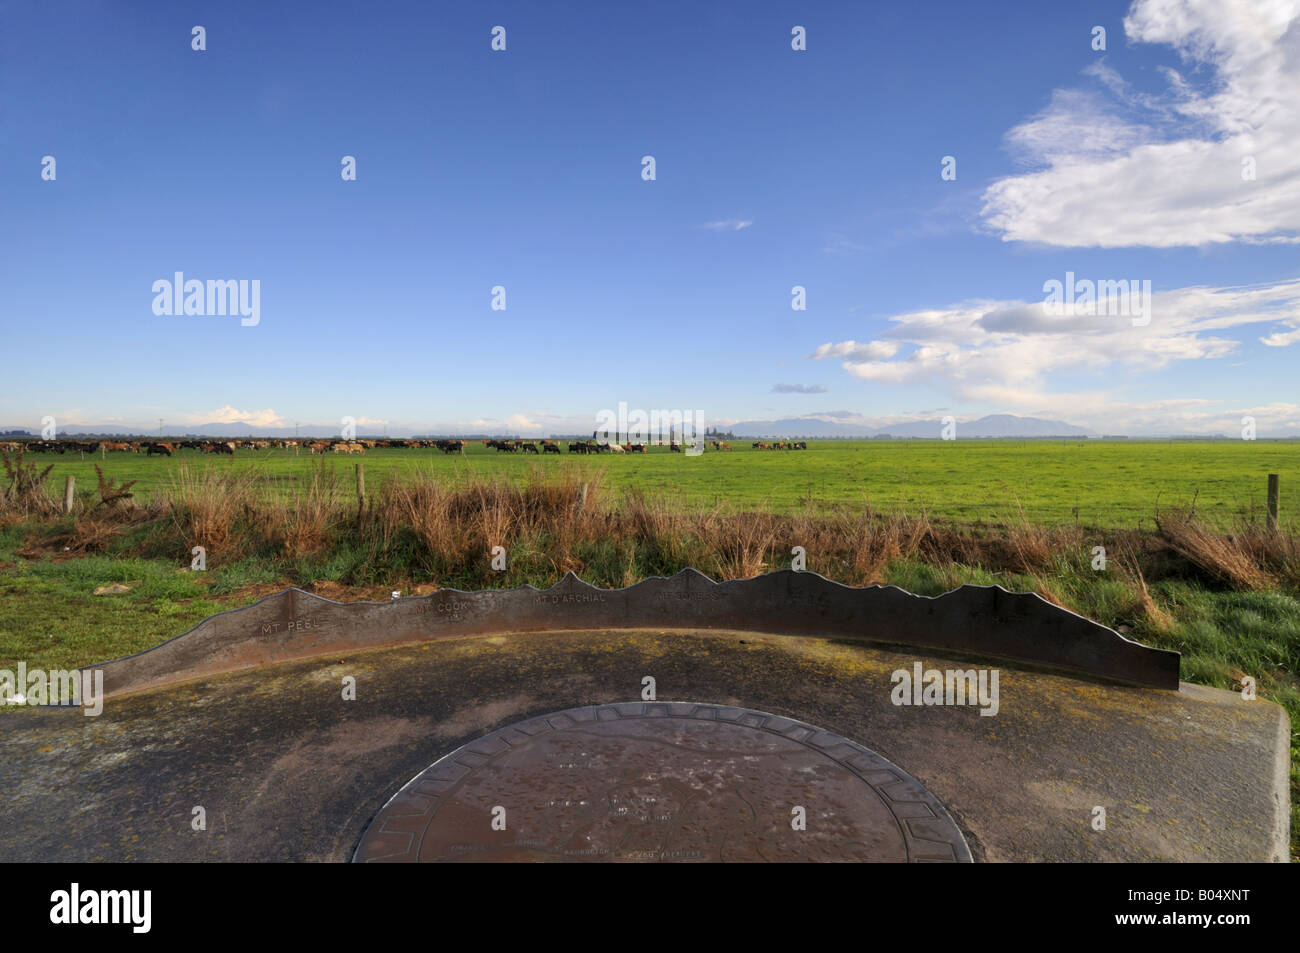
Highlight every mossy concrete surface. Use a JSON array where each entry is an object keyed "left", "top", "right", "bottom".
[{"left": 0, "top": 628, "right": 1288, "bottom": 862}]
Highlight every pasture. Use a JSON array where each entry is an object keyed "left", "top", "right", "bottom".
[{"left": 13, "top": 438, "right": 1299, "bottom": 529}]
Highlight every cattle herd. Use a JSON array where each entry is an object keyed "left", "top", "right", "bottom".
[
  {"left": 300, "top": 439, "right": 468, "bottom": 456},
  {"left": 485, "top": 439, "right": 662, "bottom": 454},
  {"left": 485, "top": 439, "right": 742, "bottom": 454},
  {"left": 0, "top": 437, "right": 806, "bottom": 458},
  {"left": 0, "top": 438, "right": 466, "bottom": 457}
]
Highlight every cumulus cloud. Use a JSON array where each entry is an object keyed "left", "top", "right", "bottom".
[
  {"left": 1260, "top": 318, "right": 1300, "bottom": 346},
  {"left": 186, "top": 406, "right": 284, "bottom": 427},
  {"left": 809, "top": 340, "right": 900, "bottom": 361},
  {"left": 982, "top": 0, "right": 1300, "bottom": 247},
  {"left": 811, "top": 278, "right": 1300, "bottom": 400},
  {"left": 503, "top": 413, "right": 547, "bottom": 432},
  {"left": 457, "top": 411, "right": 575, "bottom": 434}
]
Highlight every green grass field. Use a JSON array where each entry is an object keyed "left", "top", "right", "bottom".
[{"left": 25, "top": 439, "right": 1300, "bottom": 529}]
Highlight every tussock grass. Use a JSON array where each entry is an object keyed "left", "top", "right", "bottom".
[
  {"left": 162, "top": 464, "right": 258, "bottom": 560},
  {"left": 1156, "top": 507, "right": 1275, "bottom": 590},
  {"left": 1, "top": 462, "right": 1292, "bottom": 594}
]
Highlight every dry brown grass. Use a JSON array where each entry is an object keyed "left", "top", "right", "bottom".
[
  {"left": 1156, "top": 507, "right": 1275, "bottom": 590},
  {"left": 1002, "top": 500, "right": 1059, "bottom": 574},
  {"left": 363, "top": 467, "right": 609, "bottom": 578},
  {"left": 0, "top": 446, "right": 58, "bottom": 517},
  {"left": 622, "top": 489, "right": 715, "bottom": 571},
  {"left": 816, "top": 506, "right": 932, "bottom": 582},
  {"left": 1233, "top": 522, "right": 1300, "bottom": 589},
  {"left": 706, "top": 509, "right": 777, "bottom": 579},
  {"left": 277, "top": 465, "right": 342, "bottom": 558},
  {"left": 162, "top": 463, "right": 256, "bottom": 557},
  {"left": 1111, "top": 541, "right": 1175, "bottom": 631},
  {"left": 65, "top": 514, "right": 128, "bottom": 554},
  {"left": 4, "top": 463, "right": 1293, "bottom": 598}
]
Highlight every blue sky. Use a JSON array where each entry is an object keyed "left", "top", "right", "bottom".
[{"left": 2, "top": 0, "right": 1298, "bottom": 435}]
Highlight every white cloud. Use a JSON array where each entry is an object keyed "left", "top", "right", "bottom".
[
  {"left": 810, "top": 278, "right": 1300, "bottom": 421},
  {"left": 982, "top": 0, "right": 1300, "bottom": 247},
  {"left": 1111, "top": 399, "right": 1300, "bottom": 434},
  {"left": 1003, "top": 88, "right": 1154, "bottom": 165},
  {"left": 186, "top": 406, "right": 284, "bottom": 427},
  {"left": 699, "top": 219, "right": 753, "bottom": 231},
  {"left": 462, "top": 411, "right": 571, "bottom": 434},
  {"left": 810, "top": 340, "right": 900, "bottom": 361},
  {"left": 503, "top": 412, "right": 546, "bottom": 432},
  {"left": 1260, "top": 319, "right": 1300, "bottom": 346}
]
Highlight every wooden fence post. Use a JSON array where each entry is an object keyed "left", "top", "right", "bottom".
[
  {"left": 1266, "top": 473, "right": 1279, "bottom": 530},
  {"left": 64, "top": 475, "right": 75, "bottom": 514},
  {"left": 356, "top": 463, "right": 366, "bottom": 508}
]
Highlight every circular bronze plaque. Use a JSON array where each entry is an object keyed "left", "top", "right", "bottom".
[{"left": 353, "top": 702, "right": 971, "bottom": 863}]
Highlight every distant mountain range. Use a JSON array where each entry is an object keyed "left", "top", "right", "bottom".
[{"left": 730, "top": 414, "right": 1095, "bottom": 438}]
